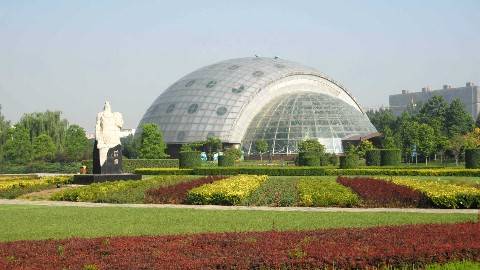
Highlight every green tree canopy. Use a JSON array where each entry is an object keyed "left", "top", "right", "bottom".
[
  {"left": 3, "top": 126, "right": 32, "bottom": 164},
  {"left": 17, "top": 111, "right": 69, "bottom": 149},
  {"left": 445, "top": 98, "right": 474, "bottom": 137},
  {"left": 382, "top": 127, "right": 397, "bottom": 149},
  {"left": 32, "top": 134, "right": 56, "bottom": 161},
  {"left": 138, "top": 123, "right": 167, "bottom": 159},
  {"left": 298, "top": 139, "right": 325, "bottom": 153},
  {"left": 418, "top": 96, "right": 448, "bottom": 128},
  {"left": 64, "top": 125, "right": 89, "bottom": 161},
  {"left": 366, "top": 108, "right": 396, "bottom": 133},
  {"left": 204, "top": 136, "right": 222, "bottom": 160}
]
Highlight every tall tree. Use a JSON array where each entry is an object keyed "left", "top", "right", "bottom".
[
  {"left": 417, "top": 124, "right": 436, "bottom": 165},
  {"left": 356, "top": 140, "right": 374, "bottom": 159},
  {"left": 445, "top": 98, "right": 474, "bottom": 137},
  {"left": 366, "top": 108, "right": 396, "bottom": 133},
  {"left": 447, "top": 134, "right": 466, "bottom": 166},
  {"left": 32, "top": 134, "right": 56, "bottom": 161},
  {"left": 0, "top": 105, "right": 10, "bottom": 162},
  {"left": 3, "top": 126, "right": 32, "bottom": 164},
  {"left": 0, "top": 105, "right": 10, "bottom": 146},
  {"left": 138, "top": 123, "right": 167, "bottom": 159},
  {"left": 64, "top": 125, "right": 89, "bottom": 161},
  {"left": 17, "top": 111, "right": 69, "bottom": 149},
  {"left": 382, "top": 127, "right": 397, "bottom": 149},
  {"left": 298, "top": 139, "right": 325, "bottom": 153},
  {"left": 418, "top": 96, "right": 448, "bottom": 134}
]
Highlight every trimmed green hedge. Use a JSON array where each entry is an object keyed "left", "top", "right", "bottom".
[
  {"left": 296, "top": 152, "right": 321, "bottom": 166},
  {"left": 365, "top": 150, "right": 381, "bottom": 166},
  {"left": 218, "top": 155, "right": 235, "bottom": 167},
  {"left": 81, "top": 159, "right": 179, "bottom": 173},
  {"left": 465, "top": 148, "right": 480, "bottom": 169},
  {"left": 380, "top": 149, "right": 401, "bottom": 166},
  {"left": 136, "top": 166, "right": 480, "bottom": 177},
  {"left": 339, "top": 154, "right": 358, "bottom": 169},
  {"left": 179, "top": 151, "right": 201, "bottom": 169}
]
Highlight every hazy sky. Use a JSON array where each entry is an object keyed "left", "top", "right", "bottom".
[{"left": 1, "top": 0, "right": 479, "bottom": 132}]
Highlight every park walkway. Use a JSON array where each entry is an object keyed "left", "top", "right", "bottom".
[{"left": 0, "top": 199, "right": 477, "bottom": 214}]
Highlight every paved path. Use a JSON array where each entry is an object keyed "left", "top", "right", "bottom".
[{"left": 0, "top": 199, "right": 478, "bottom": 214}]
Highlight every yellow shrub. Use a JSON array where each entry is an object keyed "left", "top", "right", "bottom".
[
  {"left": 391, "top": 177, "right": 480, "bottom": 208},
  {"left": 187, "top": 175, "right": 267, "bottom": 205}
]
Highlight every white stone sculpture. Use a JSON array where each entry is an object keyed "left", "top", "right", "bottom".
[{"left": 95, "top": 101, "right": 124, "bottom": 167}]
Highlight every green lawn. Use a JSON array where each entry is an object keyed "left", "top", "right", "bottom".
[{"left": 0, "top": 204, "right": 476, "bottom": 242}]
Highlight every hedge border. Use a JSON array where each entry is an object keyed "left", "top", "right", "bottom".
[{"left": 136, "top": 167, "right": 480, "bottom": 177}]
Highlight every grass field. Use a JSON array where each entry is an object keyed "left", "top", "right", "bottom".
[{"left": 0, "top": 204, "right": 476, "bottom": 242}]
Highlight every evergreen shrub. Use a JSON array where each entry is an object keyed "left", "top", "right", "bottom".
[
  {"left": 179, "top": 151, "right": 201, "bottom": 168},
  {"left": 380, "top": 149, "right": 401, "bottom": 166},
  {"left": 365, "top": 149, "right": 381, "bottom": 166},
  {"left": 465, "top": 148, "right": 480, "bottom": 169}
]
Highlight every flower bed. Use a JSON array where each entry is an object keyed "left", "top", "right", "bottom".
[
  {"left": 1, "top": 222, "right": 479, "bottom": 269},
  {"left": 186, "top": 175, "right": 267, "bottom": 205},
  {"left": 391, "top": 178, "right": 480, "bottom": 209},
  {"left": 242, "top": 176, "right": 300, "bottom": 207},
  {"left": 0, "top": 176, "right": 72, "bottom": 199},
  {"left": 144, "top": 176, "right": 225, "bottom": 204},
  {"left": 298, "top": 177, "right": 359, "bottom": 207},
  {"left": 50, "top": 176, "right": 196, "bottom": 203},
  {"left": 337, "top": 176, "right": 430, "bottom": 208}
]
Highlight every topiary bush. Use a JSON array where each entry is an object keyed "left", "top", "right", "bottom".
[
  {"left": 218, "top": 155, "right": 235, "bottom": 167},
  {"left": 339, "top": 154, "right": 358, "bottom": 169},
  {"left": 179, "top": 151, "right": 201, "bottom": 168},
  {"left": 296, "top": 152, "right": 321, "bottom": 166},
  {"left": 465, "top": 148, "right": 480, "bottom": 169},
  {"left": 365, "top": 149, "right": 381, "bottom": 166},
  {"left": 380, "top": 149, "right": 401, "bottom": 166}
]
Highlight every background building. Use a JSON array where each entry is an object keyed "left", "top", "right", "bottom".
[
  {"left": 137, "top": 57, "right": 377, "bottom": 157},
  {"left": 389, "top": 82, "right": 479, "bottom": 118}
]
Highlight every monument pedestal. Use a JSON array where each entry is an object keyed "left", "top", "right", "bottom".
[{"left": 73, "top": 174, "right": 142, "bottom": 185}]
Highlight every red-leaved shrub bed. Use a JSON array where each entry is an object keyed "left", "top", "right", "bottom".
[
  {"left": 1, "top": 223, "right": 479, "bottom": 269},
  {"left": 337, "top": 176, "right": 431, "bottom": 208},
  {"left": 144, "top": 176, "right": 225, "bottom": 204}
]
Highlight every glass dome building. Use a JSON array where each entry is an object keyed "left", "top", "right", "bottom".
[{"left": 137, "top": 57, "right": 376, "bottom": 155}]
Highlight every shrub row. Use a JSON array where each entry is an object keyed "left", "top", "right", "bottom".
[
  {"left": 144, "top": 176, "right": 225, "bottom": 204},
  {"left": 0, "top": 176, "right": 72, "bottom": 199},
  {"left": 2, "top": 223, "right": 478, "bottom": 269},
  {"left": 337, "top": 177, "right": 430, "bottom": 208},
  {"left": 50, "top": 175, "right": 196, "bottom": 203},
  {"left": 82, "top": 159, "right": 179, "bottom": 173},
  {"left": 186, "top": 175, "right": 267, "bottom": 205},
  {"left": 217, "top": 155, "right": 235, "bottom": 167},
  {"left": 242, "top": 177, "right": 300, "bottom": 207},
  {"left": 0, "top": 162, "right": 81, "bottom": 174},
  {"left": 298, "top": 177, "right": 359, "bottom": 207},
  {"left": 137, "top": 167, "right": 480, "bottom": 177},
  {"left": 365, "top": 149, "right": 401, "bottom": 166},
  {"left": 391, "top": 177, "right": 480, "bottom": 209}
]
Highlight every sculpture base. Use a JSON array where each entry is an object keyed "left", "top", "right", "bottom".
[{"left": 73, "top": 174, "right": 142, "bottom": 185}]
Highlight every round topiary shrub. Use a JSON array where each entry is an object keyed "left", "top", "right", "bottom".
[
  {"left": 218, "top": 155, "right": 235, "bottom": 167},
  {"left": 179, "top": 151, "right": 201, "bottom": 168},
  {"left": 297, "top": 152, "right": 321, "bottom": 166},
  {"left": 380, "top": 149, "right": 401, "bottom": 166},
  {"left": 365, "top": 149, "right": 381, "bottom": 166},
  {"left": 465, "top": 148, "right": 480, "bottom": 169},
  {"left": 339, "top": 154, "right": 358, "bottom": 169}
]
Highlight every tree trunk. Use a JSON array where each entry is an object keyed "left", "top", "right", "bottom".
[{"left": 260, "top": 153, "right": 263, "bottom": 161}]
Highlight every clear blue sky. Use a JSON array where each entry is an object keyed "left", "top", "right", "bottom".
[{"left": 1, "top": 0, "right": 479, "bottom": 132}]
